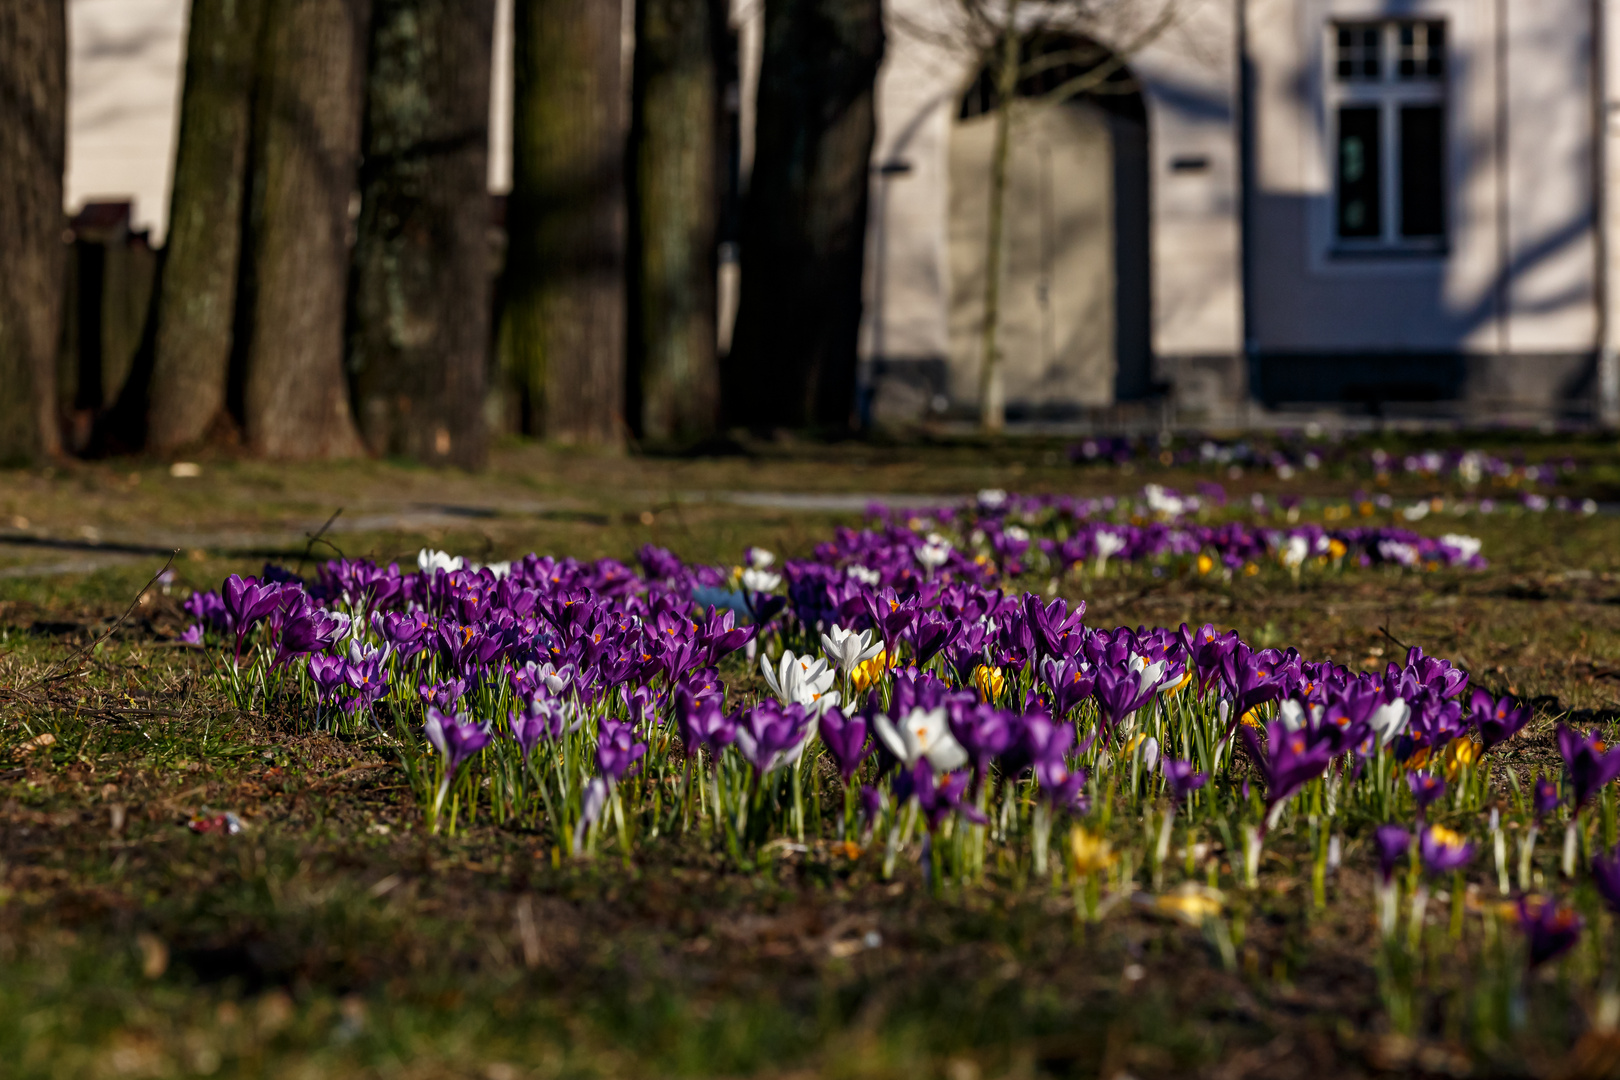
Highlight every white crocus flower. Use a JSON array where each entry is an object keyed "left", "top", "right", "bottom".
[
  {"left": 977, "top": 488, "right": 1007, "bottom": 509},
  {"left": 741, "top": 567, "right": 781, "bottom": 592},
  {"left": 760, "top": 649, "right": 840, "bottom": 713},
  {"left": 873, "top": 706, "right": 968, "bottom": 772},
  {"left": 917, "top": 532, "right": 953, "bottom": 571},
  {"left": 1094, "top": 529, "right": 1127, "bottom": 575},
  {"left": 417, "top": 548, "right": 465, "bottom": 574},
  {"left": 746, "top": 546, "right": 775, "bottom": 570},
  {"left": 846, "top": 564, "right": 882, "bottom": 586},
  {"left": 1367, "top": 697, "right": 1412, "bottom": 747},
  {"left": 821, "top": 625, "right": 883, "bottom": 674},
  {"left": 1128, "top": 653, "right": 1167, "bottom": 697},
  {"left": 1139, "top": 735, "right": 1160, "bottom": 773},
  {"left": 1277, "top": 699, "right": 1325, "bottom": 734},
  {"left": 1441, "top": 534, "right": 1482, "bottom": 562},
  {"left": 1004, "top": 524, "right": 1029, "bottom": 543},
  {"left": 1281, "top": 535, "right": 1309, "bottom": 569}
]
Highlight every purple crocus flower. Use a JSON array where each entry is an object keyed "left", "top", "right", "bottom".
[
  {"left": 862, "top": 587, "right": 918, "bottom": 654},
  {"left": 425, "top": 706, "right": 492, "bottom": 786},
  {"left": 1533, "top": 775, "right": 1561, "bottom": 819},
  {"left": 1418, "top": 824, "right": 1474, "bottom": 876},
  {"left": 343, "top": 641, "right": 391, "bottom": 710},
  {"left": 1221, "top": 642, "right": 1289, "bottom": 723},
  {"left": 858, "top": 784, "right": 885, "bottom": 831},
  {"left": 733, "top": 700, "right": 814, "bottom": 776},
  {"left": 1010, "top": 710, "right": 1086, "bottom": 808},
  {"left": 819, "top": 707, "right": 871, "bottom": 784},
  {"left": 221, "top": 574, "right": 286, "bottom": 660},
  {"left": 1516, "top": 896, "right": 1583, "bottom": 968},
  {"left": 1040, "top": 656, "right": 1096, "bottom": 718},
  {"left": 1182, "top": 623, "right": 1238, "bottom": 698},
  {"left": 1162, "top": 758, "right": 1207, "bottom": 804},
  {"left": 1375, "top": 824, "right": 1411, "bottom": 884},
  {"left": 1024, "top": 594, "right": 1086, "bottom": 660},
  {"left": 694, "top": 606, "right": 754, "bottom": 666},
  {"left": 1241, "top": 720, "right": 1333, "bottom": 829},
  {"left": 893, "top": 760, "right": 984, "bottom": 830},
  {"left": 597, "top": 718, "right": 647, "bottom": 783},
  {"left": 373, "top": 610, "right": 430, "bottom": 661},
  {"left": 906, "top": 612, "right": 959, "bottom": 667},
  {"left": 1556, "top": 726, "right": 1620, "bottom": 810},
  {"left": 949, "top": 702, "right": 1016, "bottom": 780},
  {"left": 184, "top": 588, "right": 228, "bottom": 631},
  {"left": 507, "top": 705, "right": 550, "bottom": 761},
  {"left": 1407, "top": 772, "right": 1445, "bottom": 817},
  {"left": 674, "top": 682, "right": 735, "bottom": 758},
  {"left": 307, "top": 652, "right": 348, "bottom": 703},
  {"left": 178, "top": 623, "right": 205, "bottom": 646},
  {"left": 274, "top": 597, "right": 346, "bottom": 666},
  {"left": 1592, "top": 846, "right": 1620, "bottom": 914},
  {"left": 1471, "top": 689, "right": 1531, "bottom": 753},
  {"left": 418, "top": 677, "right": 469, "bottom": 714},
  {"left": 1092, "top": 664, "right": 1159, "bottom": 743}
]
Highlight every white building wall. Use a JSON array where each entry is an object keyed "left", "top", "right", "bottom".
[
  {"left": 1248, "top": 0, "right": 1598, "bottom": 357},
  {"left": 1504, "top": 0, "right": 1597, "bottom": 352},
  {"left": 862, "top": 0, "right": 1245, "bottom": 406},
  {"left": 1131, "top": 0, "right": 1244, "bottom": 358},
  {"left": 860, "top": 0, "right": 974, "bottom": 366}
]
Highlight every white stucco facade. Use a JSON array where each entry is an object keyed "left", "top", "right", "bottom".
[{"left": 861, "top": 0, "right": 1620, "bottom": 420}]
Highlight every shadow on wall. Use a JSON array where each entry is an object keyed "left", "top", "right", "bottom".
[{"left": 1248, "top": 186, "right": 1599, "bottom": 417}]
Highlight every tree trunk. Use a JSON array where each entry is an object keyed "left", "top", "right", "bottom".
[
  {"left": 146, "top": 0, "right": 264, "bottom": 454},
  {"left": 628, "top": 0, "right": 721, "bottom": 444},
  {"left": 0, "top": 0, "right": 65, "bottom": 462},
  {"left": 349, "top": 0, "right": 494, "bottom": 468},
  {"left": 503, "top": 0, "right": 627, "bottom": 445},
  {"left": 978, "top": 23, "right": 1019, "bottom": 435},
  {"left": 724, "top": 0, "right": 882, "bottom": 432},
  {"left": 240, "top": 0, "right": 368, "bottom": 459}
]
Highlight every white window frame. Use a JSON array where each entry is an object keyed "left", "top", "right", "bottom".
[{"left": 1327, "top": 19, "right": 1448, "bottom": 255}]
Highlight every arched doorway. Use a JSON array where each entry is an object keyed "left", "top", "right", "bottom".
[{"left": 948, "top": 34, "right": 1151, "bottom": 417}]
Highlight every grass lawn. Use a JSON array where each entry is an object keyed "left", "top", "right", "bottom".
[{"left": 4, "top": 434, "right": 1620, "bottom": 1079}]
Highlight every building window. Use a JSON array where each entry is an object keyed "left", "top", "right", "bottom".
[{"left": 1330, "top": 20, "right": 1446, "bottom": 250}]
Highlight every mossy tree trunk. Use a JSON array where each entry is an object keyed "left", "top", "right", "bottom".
[
  {"left": 0, "top": 0, "right": 65, "bottom": 462},
  {"left": 146, "top": 0, "right": 263, "bottom": 454},
  {"left": 724, "top": 0, "right": 882, "bottom": 431},
  {"left": 240, "top": 0, "right": 368, "bottom": 459},
  {"left": 628, "top": 0, "right": 722, "bottom": 444},
  {"left": 503, "top": 0, "right": 627, "bottom": 445},
  {"left": 348, "top": 0, "right": 494, "bottom": 468}
]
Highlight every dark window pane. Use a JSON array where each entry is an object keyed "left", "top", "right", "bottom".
[
  {"left": 1335, "top": 23, "right": 1380, "bottom": 80},
  {"left": 1400, "top": 104, "right": 1444, "bottom": 237},
  {"left": 1337, "top": 106, "right": 1381, "bottom": 238},
  {"left": 1397, "top": 21, "right": 1445, "bottom": 80},
  {"left": 1359, "top": 27, "right": 1380, "bottom": 78}
]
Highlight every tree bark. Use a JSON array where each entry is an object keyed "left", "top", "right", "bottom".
[
  {"left": 503, "top": 0, "right": 627, "bottom": 445},
  {"left": 978, "top": 22, "right": 1019, "bottom": 435},
  {"left": 724, "top": 0, "right": 882, "bottom": 432},
  {"left": 240, "top": 0, "right": 368, "bottom": 459},
  {"left": 0, "top": 0, "right": 65, "bottom": 462},
  {"left": 349, "top": 0, "right": 494, "bottom": 468},
  {"left": 146, "top": 0, "right": 264, "bottom": 454},
  {"left": 628, "top": 0, "right": 721, "bottom": 444}
]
